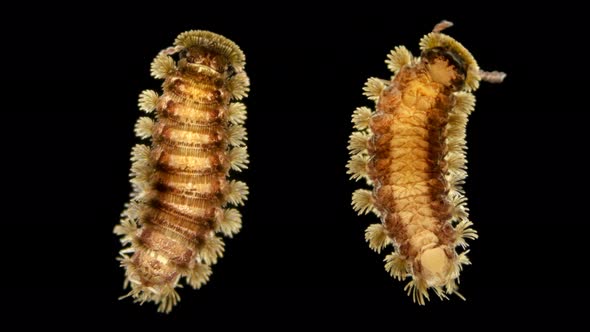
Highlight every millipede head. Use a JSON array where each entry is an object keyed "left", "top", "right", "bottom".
[
  {"left": 422, "top": 47, "right": 468, "bottom": 91},
  {"left": 420, "top": 22, "right": 481, "bottom": 91},
  {"left": 174, "top": 30, "right": 246, "bottom": 72},
  {"left": 179, "top": 46, "right": 234, "bottom": 74},
  {"left": 421, "top": 20, "right": 506, "bottom": 90}
]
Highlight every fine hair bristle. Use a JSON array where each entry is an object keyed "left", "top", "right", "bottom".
[{"left": 174, "top": 30, "right": 246, "bottom": 71}]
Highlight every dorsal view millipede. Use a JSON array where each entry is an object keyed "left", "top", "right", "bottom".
[{"left": 114, "top": 31, "right": 249, "bottom": 313}]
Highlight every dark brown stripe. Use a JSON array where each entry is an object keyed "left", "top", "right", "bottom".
[
  {"left": 154, "top": 136, "right": 226, "bottom": 151},
  {"left": 426, "top": 98, "right": 454, "bottom": 244},
  {"left": 149, "top": 193, "right": 219, "bottom": 219},
  {"left": 154, "top": 171, "right": 225, "bottom": 187},
  {"left": 154, "top": 179, "right": 224, "bottom": 201},
  {"left": 158, "top": 114, "right": 224, "bottom": 130},
  {"left": 143, "top": 207, "right": 212, "bottom": 242}
]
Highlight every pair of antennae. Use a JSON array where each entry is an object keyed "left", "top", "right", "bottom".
[{"left": 434, "top": 20, "right": 506, "bottom": 84}]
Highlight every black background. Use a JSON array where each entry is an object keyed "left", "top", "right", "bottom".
[{"left": 3, "top": 2, "right": 588, "bottom": 329}]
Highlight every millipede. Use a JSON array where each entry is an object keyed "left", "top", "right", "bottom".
[
  {"left": 347, "top": 20, "right": 505, "bottom": 304},
  {"left": 114, "top": 30, "right": 249, "bottom": 313}
]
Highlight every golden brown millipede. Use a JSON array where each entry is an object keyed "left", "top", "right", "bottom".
[
  {"left": 114, "top": 30, "right": 249, "bottom": 313},
  {"left": 348, "top": 20, "right": 505, "bottom": 304}
]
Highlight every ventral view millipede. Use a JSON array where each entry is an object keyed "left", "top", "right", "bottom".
[{"left": 347, "top": 20, "right": 505, "bottom": 304}]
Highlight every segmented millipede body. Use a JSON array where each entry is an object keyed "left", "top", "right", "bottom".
[
  {"left": 114, "top": 31, "right": 250, "bottom": 313},
  {"left": 347, "top": 21, "right": 505, "bottom": 304}
]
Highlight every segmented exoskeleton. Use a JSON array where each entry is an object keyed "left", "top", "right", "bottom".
[
  {"left": 348, "top": 21, "right": 505, "bottom": 304},
  {"left": 114, "top": 31, "right": 250, "bottom": 313}
]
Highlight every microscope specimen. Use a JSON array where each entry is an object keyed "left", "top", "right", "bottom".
[
  {"left": 347, "top": 21, "right": 505, "bottom": 304},
  {"left": 114, "top": 31, "right": 249, "bottom": 313}
]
